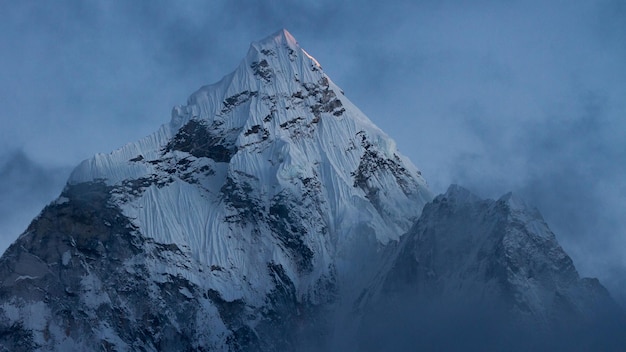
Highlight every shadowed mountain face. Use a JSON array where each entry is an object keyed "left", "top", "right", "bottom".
[
  {"left": 0, "top": 181, "right": 323, "bottom": 351},
  {"left": 0, "top": 31, "right": 623, "bottom": 351},
  {"left": 357, "top": 185, "right": 626, "bottom": 351}
]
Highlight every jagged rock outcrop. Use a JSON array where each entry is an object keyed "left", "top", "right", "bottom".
[{"left": 358, "top": 185, "right": 625, "bottom": 351}]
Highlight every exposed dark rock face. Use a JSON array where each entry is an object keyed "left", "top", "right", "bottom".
[
  {"left": 251, "top": 60, "right": 273, "bottom": 82},
  {"left": 222, "top": 91, "right": 259, "bottom": 115},
  {"left": 303, "top": 77, "right": 344, "bottom": 119},
  {"left": 268, "top": 196, "right": 315, "bottom": 273},
  {"left": 165, "top": 119, "right": 238, "bottom": 163},
  {"left": 351, "top": 131, "right": 421, "bottom": 216},
  {"left": 219, "top": 175, "right": 317, "bottom": 273},
  {"left": 221, "top": 175, "right": 264, "bottom": 222}
]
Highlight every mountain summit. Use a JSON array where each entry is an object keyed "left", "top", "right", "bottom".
[
  {"left": 0, "top": 30, "right": 431, "bottom": 351},
  {"left": 0, "top": 30, "right": 622, "bottom": 351}
]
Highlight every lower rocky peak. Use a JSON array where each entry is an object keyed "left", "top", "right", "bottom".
[{"left": 360, "top": 185, "right": 625, "bottom": 351}]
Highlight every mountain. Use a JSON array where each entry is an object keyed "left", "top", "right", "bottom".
[
  {"left": 358, "top": 185, "right": 626, "bottom": 351},
  {"left": 0, "top": 29, "right": 430, "bottom": 351},
  {"left": 0, "top": 30, "right": 622, "bottom": 351}
]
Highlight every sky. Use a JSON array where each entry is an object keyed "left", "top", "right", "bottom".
[{"left": 0, "top": 0, "right": 625, "bottom": 303}]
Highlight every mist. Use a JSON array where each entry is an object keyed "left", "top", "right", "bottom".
[
  {"left": 353, "top": 294, "right": 626, "bottom": 352},
  {"left": 1, "top": 0, "right": 625, "bottom": 305},
  {"left": 0, "top": 151, "right": 71, "bottom": 250}
]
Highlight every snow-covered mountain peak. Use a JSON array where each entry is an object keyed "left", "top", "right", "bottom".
[
  {"left": 67, "top": 30, "right": 432, "bottom": 314},
  {"left": 252, "top": 28, "right": 299, "bottom": 52},
  {"left": 1, "top": 31, "right": 624, "bottom": 352},
  {"left": 246, "top": 29, "right": 320, "bottom": 68}
]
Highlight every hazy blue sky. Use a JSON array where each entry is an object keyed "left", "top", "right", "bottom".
[{"left": 1, "top": 1, "right": 625, "bottom": 303}]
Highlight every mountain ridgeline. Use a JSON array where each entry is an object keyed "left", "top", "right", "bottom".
[{"left": 0, "top": 30, "right": 623, "bottom": 351}]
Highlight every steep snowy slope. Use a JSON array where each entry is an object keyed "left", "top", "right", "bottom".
[{"left": 0, "top": 30, "right": 431, "bottom": 351}]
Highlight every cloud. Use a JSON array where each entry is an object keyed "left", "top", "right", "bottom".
[
  {"left": 440, "top": 57, "right": 626, "bottom": 304},
  {"left": 354, "top": 294, "right": 626, "bottom": 352},
  {"left": 333, "top": 0, "right": 626, "bottom": 305},
  {"left": 0, "top": 151, "right": 71, "bottom": 253},
  {"left": 0, "top": 0, "right": 625, "bottom": 303}
]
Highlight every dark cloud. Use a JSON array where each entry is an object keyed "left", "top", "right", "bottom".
[
  {"left": 445, "top": 69, "right": 626, "bottom": 303},
  {"left": 354, "top": 295, "right": 626, "bottom": 352},
  {"left": 0, "top": 0, "right": 624, "bottom": 303},
  {"left": 0, "top": 150, "right": 71, "bottom": 252}
]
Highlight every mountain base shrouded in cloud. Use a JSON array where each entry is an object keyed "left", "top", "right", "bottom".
[
  {"left": 3, "top": 1, "right": 626, "bottom": 313},
  {"left": 356, "top": 185, "right": 626, "bottom": 352},
  {"left": 0, "top": 30, "right": 623, "bottom": 351}
]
